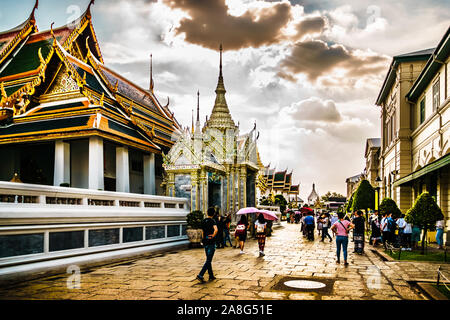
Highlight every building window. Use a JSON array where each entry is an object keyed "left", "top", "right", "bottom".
[
  {"left": 0, "top": 233, "right": 44, "bottom": 258},
  {"left": 433, "top": 79, "right": 440, "bottom": 111},
  {"left": 123, "top": 227, "right": 143, "bottom": 243},
  {"left": 167, "top": 225, "right": 180, "bottom": 237},
  {"left": 420, "top": 98, "right": 425, "bottom": 124},
  {"left": 49, "top": 231, "right": 84, "bottom": 252},
  {"left": 88, "top": 229, "right": 120, "bottom": 247},
  {"left": 145, "top": 225, "right": 165, "bottom": 240}
]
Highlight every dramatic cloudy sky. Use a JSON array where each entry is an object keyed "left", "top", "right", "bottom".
[{"left": 1, "top": 0, "right": 449, "bottom": 200}]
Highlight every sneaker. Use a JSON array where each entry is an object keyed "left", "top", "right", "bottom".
[
  {"left": 336, "top": 260, "right": 340, "bottom": 264},
  {"left": 344, "top": 262, "right": 349, "bottom": 266},
  {"left": 196, "top": 275, "right": 205, "bottom": 283},
  {"left": 209, "top": 276, "right": 216, "bottom": 281},
  {"left": 260, "top": 251, "right": 265, "bottom": 257},
  {"left": 240, "top": 250, "right": 245, "bottom": 254}
]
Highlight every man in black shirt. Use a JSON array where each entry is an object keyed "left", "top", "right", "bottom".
[{"left": 196, "top": 207, "right": 218, "bottom": 283}]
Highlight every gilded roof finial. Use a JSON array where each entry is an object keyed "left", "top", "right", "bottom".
[
  {"left": 86, "top": 0, "right": 95, "bottom": 18},
  {"left": 149, "top": 54, "right": 154, "bottom": 93},
  {"left": 30, "top": 0, "right": 39, "bottom": 22},
  {"left": 50, "top": 22, "right": 55, "bottom": 38}
]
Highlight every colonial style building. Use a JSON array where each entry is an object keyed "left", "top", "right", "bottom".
[
  {"left": 345, "top": 173, "right": 364, "bottom": 199},
  {"left": 0, "top": 2, "right": 180, "bottom": 195},
  {"left": 163, "top": 46, "right": 260, "bottom": 214},
  {"left": 376, "top": 27, "right": 449, "bottom": 242},
  {"left": 364, "top": 138, "right": 381, "bottom": 187}
]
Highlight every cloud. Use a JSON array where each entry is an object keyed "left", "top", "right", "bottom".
[
  {"left": 293, "top": 16, "right": 326, "bottom": 40},
  {"left": 162, "top": 0, "right": 292, "bottom": 50},
  {"left": 280, "top": 39, "right": 389, "bottom": 83},
  {"left": 286, "top": 97, "right": 342, "bottom": 123}
]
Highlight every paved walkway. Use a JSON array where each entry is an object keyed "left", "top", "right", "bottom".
[{"left": 0, "top": 222, "right": 448, "bottom": 300}]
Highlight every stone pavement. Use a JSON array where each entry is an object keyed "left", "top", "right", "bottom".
[{"left": 0, "top": 222, "right": 448, "bottom": 300}]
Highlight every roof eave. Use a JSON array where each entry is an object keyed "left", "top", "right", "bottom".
[{"left": 406, "top": 28, "right": 450, "bottom": 102}]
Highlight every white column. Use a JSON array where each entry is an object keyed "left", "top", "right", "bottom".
[
  {"left": 116, "top": 146, "right": 130, "bottom": 193},
  {"left": 88, "top": 136, "right": 104, "bottom": 190},
  {"left": 54, "top": 140, "right": 70, "bottom": 186},
  {"left": 144, "top": 153, "right": 156, "bottom": 195}
]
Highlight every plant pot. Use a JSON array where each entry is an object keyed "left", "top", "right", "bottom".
[{"left": 186, "top": 228, "right": 203, "bottom": 248}]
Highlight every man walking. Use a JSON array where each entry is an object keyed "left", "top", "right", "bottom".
[
  {"left": 304, "top": 213, "right": 315, "bottom": 241},
  {"left": 196, "top": 207, "right": 218, "bottom": 283}
]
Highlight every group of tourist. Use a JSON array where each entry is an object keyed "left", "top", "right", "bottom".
[
  {"left": 196, "top": 206, "right": 446, "bottom": 283},
  {"left": 369, "top": 211, "right": 446, "bottom": 250},
  {"left": 196, "top": 208, "right": 269, "bottom": 283}
]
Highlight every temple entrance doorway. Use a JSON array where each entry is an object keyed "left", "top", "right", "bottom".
[{"left": 208, "top": 173, "right": 222, "bottom": 211}]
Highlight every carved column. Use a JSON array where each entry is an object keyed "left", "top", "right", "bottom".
[
  {"left": 240, "top": 166, "right": 247, "bottom": 208},
  {"left": 167, "top": 173, "right": 175, "bottom": 197},
  {"left": 190, "top": 170, "right": 199, "bottom": 211}
]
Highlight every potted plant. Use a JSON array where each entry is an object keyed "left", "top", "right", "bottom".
[
  {"left": 405, "top": 192, "right": 444, "bottom": 254},
  {"left": 186, "top": 210, "right": 204, "bottom": 248}
]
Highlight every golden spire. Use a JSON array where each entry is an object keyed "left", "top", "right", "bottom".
[
  {"left": 197, "top": 90, "right": 200, "bottom": 123},
  {"left": 206, "top": 44, "right": 235, "bottom": 130}
]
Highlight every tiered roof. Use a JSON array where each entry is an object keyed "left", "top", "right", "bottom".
[
  {"left": 0, "top": 0, "right": 180, "bottom": 153},
  {"left": 261, "top": 165, "right": 300, "bottom": 196}
]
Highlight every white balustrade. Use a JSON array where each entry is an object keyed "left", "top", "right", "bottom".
[{"left": 0, "top": 181, "right": 189, "bottom": 275}]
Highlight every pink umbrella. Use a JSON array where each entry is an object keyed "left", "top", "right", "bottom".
[
  {"left": 236, "top": 207, "right": 259, "bottom": 215},
  {"left": 258, "top": 209, "right": 279, "bottom": 221}
]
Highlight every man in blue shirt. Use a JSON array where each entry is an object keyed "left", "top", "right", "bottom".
[{"left": 304, "top": 213, "right": 315, "bottom": 241}]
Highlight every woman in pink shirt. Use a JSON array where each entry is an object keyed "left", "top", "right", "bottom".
[{"left": 330, "top": 211, "right": 354, "bottom": 266}]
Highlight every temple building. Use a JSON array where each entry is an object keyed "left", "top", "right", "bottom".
[
  {"left": 307, "top": 183, "right": 320, "bottom": 205},
  {"left": 0, "top": 1, "right": 180, "bottom": 195},
  {"left": 163, "top": 46, "right": 260, "bottom": 214},
  {"left": 259, "top": 165, "right": 301, "bottom": 205}
]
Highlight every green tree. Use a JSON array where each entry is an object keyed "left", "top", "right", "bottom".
[
  {"left": 322, "top": 191, "right": 346, "bottom": 202},
  {"left": 379, "top": 198, "right": 402, "bottom": 218},
  {"left": 345, "top": 193, "right": 353, "bottom": 213},
  {"left": 274, "top": 194, "right": 288, "bottom": 213},
  {"left": 259, "top": 196, "right": 272, "bottom": 206},
  {"left": 351, "top": 179, "right": 375, "bottom": 212},
  {"left": 405, "top": 192, "right": 444, "bottom": 254},
  {"left": 186, "top": 210, "right": 204, "bottom": 229}
]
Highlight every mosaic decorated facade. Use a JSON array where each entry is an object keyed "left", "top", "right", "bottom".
[{"left": 163, "top": 46, "right": 260, "bottom": 214}]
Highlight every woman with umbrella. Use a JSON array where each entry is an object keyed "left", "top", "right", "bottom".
[
  {"left": 235, "top": 207, "right": 258, "bottom": 253},
  {"left": 255, "top": 213, "right": 267, "bottom": 257}
]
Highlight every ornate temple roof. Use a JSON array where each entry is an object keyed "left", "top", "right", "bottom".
[{"left": 0, "top": 0, "right": 179, "bottom": 153}]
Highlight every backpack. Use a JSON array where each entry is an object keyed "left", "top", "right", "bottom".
[
  {"left": 256, "top": 223, "right": 266, "bottom": 233},
  {"left": 235, "top": 223, "right": 246, "bottom": 236},
  {"left": 387, "top": 218, "right": 397, "bottom": 232}
]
